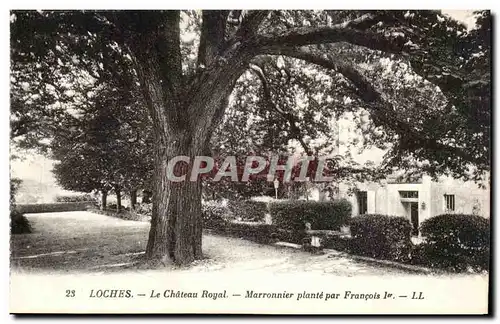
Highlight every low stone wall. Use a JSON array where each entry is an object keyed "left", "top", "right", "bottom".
[
  {"left": 15, "top": 202, "right": 97, "bottom": 214},
  {"left": 88, "top": 208, "right": 151, "bottom": 222}
]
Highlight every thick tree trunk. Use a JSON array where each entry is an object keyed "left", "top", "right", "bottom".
[
  {"left": 101, "top": 190, "right": 107, "bottom": 210},
  {"left": 113, "top": 10, "right": 255, "bottom": 267},
  {"left": 115, "top": 187, "right": 122, "bottom": 213},
  {"left": 130, "top": 190, "right": 137, "bottom": 209},
  {"left": 145, "top": 132, "right": 204, "bottom": 265}
]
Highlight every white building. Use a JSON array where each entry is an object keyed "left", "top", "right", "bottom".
[
  {"left": 306, "top": 173, "right": 490, "bottom": 236},
  {"left": 336, "top": 174, "right": 490, "bottom": 236}
]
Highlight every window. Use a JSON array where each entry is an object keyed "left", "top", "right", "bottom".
[
  {"left": 399, "top": 191, "right": 419, "bottom": 198},
  {"left": 357, "top": 191, "right": 367, "bottom": 215},
  {"left": 444, "top": 194, "right": 455, "bottom": 211}
]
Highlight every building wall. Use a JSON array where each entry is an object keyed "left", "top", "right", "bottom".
[
  {"left": 338, "top": 175, "right": 490, "bottom": 223},
  {"left": 430, "top": 176, "right": 490, "bottom": 218},
  {"left": 374, "top": 188, "right": 387, "bottom": 214},
  {"left": 333, "top": 112, "right": 491, "bottom": 219}
]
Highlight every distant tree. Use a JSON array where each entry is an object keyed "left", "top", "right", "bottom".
[
  {"left": 10, "top": 177, "right": 22, "bottom": 206},
  {"left": 51, "top": 82, "right": 154, "bottom": 211}
]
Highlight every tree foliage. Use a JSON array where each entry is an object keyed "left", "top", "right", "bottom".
[{"left": 50, "top": 76, "right": 154, "bottom": 199}]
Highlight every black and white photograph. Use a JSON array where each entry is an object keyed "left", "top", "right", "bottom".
[{"left": 7, "top": 5, "right": 492, "bottom": 315}]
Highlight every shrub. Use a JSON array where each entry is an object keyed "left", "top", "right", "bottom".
[
  {"left": 321, "top": 234, "right": 352, "bottom": 252},
  {"left": 89, "top": 208, "right": 149, "bottom": 222},
  {"left": 271, "top": 227, "right": 304, "bottom": 244},
  {"left": 15, "top": 202, "right": 96, "bottom": 214},
  {"left": 414, "top": 214, "right": 490, "bottom": 272},
  {"left": 10, "top": 210, "right": 32, "bottom": 234},
  {"left": 202, "top": 201, "right": 231, "bottom": 230},
  {"left": 10, "top": 178, "right": 22, "bottom": 205},
  {"left": 120, "top": 211, "right": 145, "bottom": 221},
  {"left": 227, "top": 200, "right": 268, "bottom": 222},
  {"left": 223, "top": 222, "right": 277, "bottom": 244},
  {"left": 135, "top": 203, "right": 152, "bottom": 216},
  {"left": 55, "top": 193, "right": 97, "bottom": 203},
  {"left": 349, "top": 214, "right": 413, "bottom": 262},
  {"left": 202, "top": 201, "right": 277, "bottom": 243},
  {"left": 269, "top": 199, "right": 352, "bottom": 243}
]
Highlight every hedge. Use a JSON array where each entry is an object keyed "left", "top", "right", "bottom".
[
  {"left": 55, "top": 194, "right": 97, "bottom": 203},
  {"left": 202, "top": 201, "right": 231, "bottom": 230},
  {"left": 227, "top": 200, "right": 268, "bottom": 222},
  {"left": 350, "top": 214, "right": 413, "bottom": 262},
  {"left": 269, "top": 199, "right": 352, "bottom": 238},
  {"left": 107, "top": 204, "right": 131, "bottom": 212},
  {"left": 221, "top": 222, "right": 278, "bottom": 244},
  {"left": 15, "top": 202, "right": 97, "bottom": 214},
  {"left": 321, "top": 233, "right": 352, "bottom": 252},
  {"left": 412, "top": 214, "right": 490, "bottom": 272},
  {"left": 202, "top": 201, "right": 276, "bottom": 244},
  {"left": 135, "top": 203, "right": 152, "bottom": 217},
  {"left": 89, "top": 208, "right": 150, "bottom": 222}
]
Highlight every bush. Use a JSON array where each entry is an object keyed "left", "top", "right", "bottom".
[
  {"left": 55, "top": 194, "right": 97, "bottom": 203},
  {"left": 201, "top": 200, "right": 276, "bottom": 244},
  {"left": 135, "top": 203, "right": 152, "bottom": 216},
  {"left": 414, "top": 214, "right": 490, "bottom": 272},
  {"left": 10, "top": 178, "right": 22, "bottom": 205},
  {"left": 349, "top": 214, "right": 413, "bottom": 262},
  {"left": 89, "top": 208, "right": 149, "bottom": 222},
  {"left": 227, "top": 200, "right": 268, "bottom": 222},
  {"left": 10, "top": 210, "right": 32, "bottom": 234},
  {"left": 321, "top": 234, "right": 352, "bottom": 252},
  {"left": 271, "top": 227, "right": 304, "bottom": 244},
  {"left": 15, "top": 202, "right": 96, "bottom": 214},
  {"left": 202, "top": 201, "right": 231, "bottom": 230},
  {"left": 223, "top": 222, "right": 277, "bottom": 244},
  {"left": 269, "top": 199, "right": 352, "bottom": 243}
]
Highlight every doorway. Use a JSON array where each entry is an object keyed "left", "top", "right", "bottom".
[
  {"left": 357, "top": 191, "right": 367, "bottom": 215},
  {"left": 409, "top": 202, "right": 419, "bottom": 236}
]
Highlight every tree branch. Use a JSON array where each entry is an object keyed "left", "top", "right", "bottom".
[
  {"left": 336, "top": 12, "right": 399, "bottom": 30},
  {"left": 261, "top": 45, "right": 382, "bottom": 102},
  {"left": 248, "top": 62, "right": 312, "bottom": 154},
  {"left": 260, "top": 45, "right": 480, "bottom": 165},
  {"left": 235, "top": 10, "right": 270, "bottom": 38},
  {"left": 197, "top": 10, "right": 230, "bottom": 67},
  {"left": 203, "top": 96, "right": 230, "bottom": 156},
  {"left": 109, "top": 11, "right": 183, "bottom": 94},
  {"left": 254, "top": 20, "right": 408, "bottom": 54},
  {"left": 109, "top": 11, "right": 184, "bottom": 138},
  {"left": 157, "top": 11, "right": 183, "bottom": 92}
]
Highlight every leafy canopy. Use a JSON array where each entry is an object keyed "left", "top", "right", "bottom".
[{"left": 10, "top": 10, "right": 491, "bottom": 190}]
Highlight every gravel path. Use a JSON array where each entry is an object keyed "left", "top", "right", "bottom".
[{"left": 10, "top": 211, "right": 428, "bottom": 276}]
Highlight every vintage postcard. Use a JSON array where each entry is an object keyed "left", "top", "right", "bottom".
[{"left": 9, "top": 8, "right": 491, "bottom": 315}]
